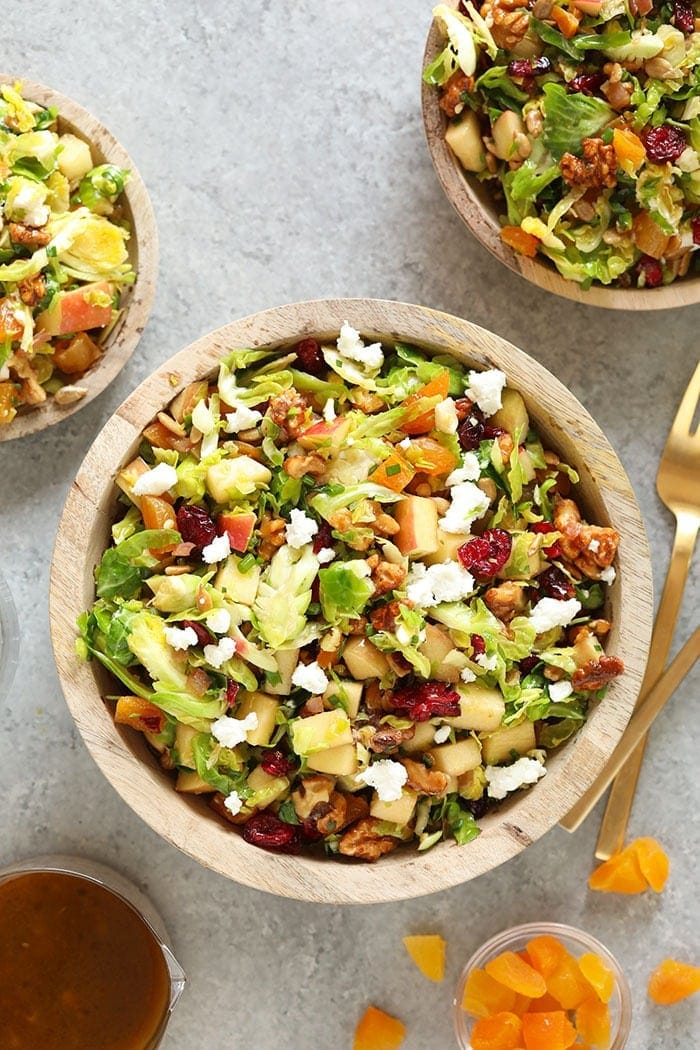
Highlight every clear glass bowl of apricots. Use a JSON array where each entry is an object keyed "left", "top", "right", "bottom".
[{"left": 454, "top": 921, "right": 632, "bottom": 1050}]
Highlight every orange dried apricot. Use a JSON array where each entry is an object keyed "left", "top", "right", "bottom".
[
  {"left": 471, "top": 1011, "right": 523, "bottom": 1050},
  {"left": 354, "top": 1005, "right": 406, "bottom": 1050},
  {"left": 588, "top": 850, "right": 647, "bottom": 895},
  {"left": 486, "top": 951, "right": 548, "bottom": 999},
  {"left": 648, "top": 959, "right": 700, "bottom": 1005},
  {"left": 522, "top": 1010, "right": 578, "bottom": 1050},
  {"left": 527, "top": 993, "right": 567, "bottom": 1013},
  {"left": 527, "top": 936, "right": 568, "bottom": 979},
  {"left": 575, "top": 997, "right": 611, "bottom": 1048},
  {"left": 402, "top": 935, "right": 445, "bottom": 983},
  {"left": 578, "top": 953, "right": 614, "bottom": 1004},
  {"left": 632, "top": 837, "right": 670, "bottom": 893},
  {"left": 500, "top": 225, "right": 539, "bottom": 258},
  {"left": 463, "top": 967, "right": 517, "bottom": 1018},
  {"left": 546, "top": 955, "right": 590, "bottom": 1011}
]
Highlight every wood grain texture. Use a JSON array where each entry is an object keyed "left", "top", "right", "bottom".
[
  {"left": 0, "top": 75, "right": 158, "bottom": 442},
  {"left": 49, "top": 299, "right": 653, "bottom": 903},
  {"left": 421, "top": 12, "right": 700, "bottom": 312}
]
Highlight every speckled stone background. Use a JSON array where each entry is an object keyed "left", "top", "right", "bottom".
[{"left": 1, "top": 2, "right": 698, "bottom": 1048}]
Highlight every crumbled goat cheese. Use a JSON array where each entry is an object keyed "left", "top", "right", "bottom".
[
  {"left": 446, "top": 452, "right": 480, "bottom": 485},
  {"left": 132, "top": 462, "right": 178, "bottom": 497},
  {"left": 211, "top": 712, "right": 259, "bottom": 749},
  {"left": 548, "top": 679, "right": 574, "bottom": 702},
  {"left": 202, "top": 533, "right": 231, "bottom": 564},
  {"left": 433, "top": 724, "right": 452, "bottom": 744},
  {"left": 316, "top": 547, "right": 336, "bottom": 565},
  {"left": 164, "top": 625, "right": 198, "bottom": 651},
  {"left": 206, "top": 608, "right": 231, "bottom": 634},
  {"left": 337, "top": 321, "right": 384, "bottom": 370},
  {"left": 529, "top": 597, "right": 581, "bottom": 634},
  {"left": 485, "top": 757, "right": 546, "bottom": 800},
  {"left": 476, "top": 652, "right": 498, "bottom": 672},
  {"left": 588, "top": 539, "right": 600, "bottom": 553},
  {"left": 203, "top": 636, "right": 236, "bottom": 668},
  {"left": 286, "top": 508, "right": 319, "bottom": 549},
  {"left": 398, "top": 437, "right": 412, "bottom": 450},
  {"left": 291, "top": 660, "right": 329, "bottom": 694},
  {"left": 600, "top": 566, "right": 616, "bottom": 584},
  {"left": 224, "top": 791, "right": 243, "bottom": 816},
  {"left": 466, "top": 369, "right": 507, "bottom": 417},
  {"left": 225, "top": 402, "right": 262, "bottom": 433},
  {"left": 10, "top": 183, "right": 49, "bottom": 227},
  {"left": 355, "top": 759, "right": 408, "bottom": 802},
  {"left": 434, "top": 397, "right": 458, "bottom": 434},
  {"left": 460, "top": 667, "right": 477, "bottom": 684},
  {"left": 323, "top": 399, "right": 336, "bottom": 422},
  {"left": 440, "top": 481, "right": 491, "bottom": 534},
  {"left": 406, "top": 560, "right": 475, "bottom": 608}
]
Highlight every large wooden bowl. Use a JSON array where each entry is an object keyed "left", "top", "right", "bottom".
[
  {"left": 0, "top": 76, "right": 158, "bottom": 441},
  {"left": 421, "top": 5, "right": 700, "bottom": 311},
  {"left": 50, "top": 299, "right": 653, "bottom": 903}
]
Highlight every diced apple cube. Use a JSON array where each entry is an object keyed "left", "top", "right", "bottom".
[
  {"left": 573, "top": 630, "right": 603, "bottom": 668},
  {"left": 298, "top": 416, "right": 352, "bottom": 450},
  {"left": 36, "top": 281, "right": 113, "bottom": 336},
  {"left": 214, "top": 555, "right": 261, "bottom": 606},
  {"left": 217, "top": 512, "right": 256, "bottom": 553},
  {"left": 419, "top": 624, "right": 456, "bottom": 680},
  {"left": 394, "top": 495, "right": 439, "bottom": 557},
  {"left": 370, "top": 788, "right": 418, "bottom": 825},
  {"left": 400, "top": 721, "right": 438, "bottom": 754},
  {"left": 175, "top": 769, "right": 214, "bottom": 794},
  {"left": 342, "top": 637, "right": 390, "bottom": 680},
  {"left": 307, "top": 743, "right": 359, "bottom": 776},
  {"left": 445, "top": 683, "right": 506, "bottom": 732},
  {"left": 481, "top": 720, "right": 536, "bottom": 765},
  {"left": 490, "top": 388, "right": 529, "bottom": 439},
  {"left": 423, "top": 527, "right": 471, "bottom": 566},
  {"left": 206, "top": 457, "right": 271, "bottom": 503},
  {"left": 235, "top": 692, "right": 280, "bottom": 747},
  {"left": 246, "top": 765, "right": 289, "bottom": 809},
  {"left": 291, "top": 709, "right": 353, "bottom": 756},
  {"left": 429, "top": 737, "right": 482, "bottom": 777},
  {"left": 266, "top": 649, "right": 299, "bottom": 696},
  {"left": 57, "top": 133, "right": 94, "bottom": 183},
  {"left": 174, "top": 724, "right": 198, "bottom": 769},
  {"left": 323, "top": 679, "right": 363, "bottom": 719}
]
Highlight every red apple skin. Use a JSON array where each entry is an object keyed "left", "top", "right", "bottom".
[
  {"left": 394, "top": 495, "right": 439, "bottom": 557},
  {"left": 36, "top": 280, "right": 114, "bottom": 335},
  {"left": 570, "top": 0, "right": 601, "bottom": 11},
  {"left": 217, "top": 512, "right": 256, "bottom": 552},
  {"left": 297, "top": 417, "right": 352, "bottom": 450}
]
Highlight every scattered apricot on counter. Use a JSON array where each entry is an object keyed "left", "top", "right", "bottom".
[
  {"left": 353, "top": 1005, "right": 406, "bottom": 1050},
  {"left": 588, "top": 837, "right": 669, "bottom": 895},
  {"left": 648, "top": 959, "right": 700, "bottom": 1005},
  {"left": 402, "top": 934, "right": 445, "bottom": 983},
  {"left": 632, "top": 838, "right": 670, "bottom": 893}
]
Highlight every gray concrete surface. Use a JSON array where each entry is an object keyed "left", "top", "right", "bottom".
[{"left": 0, "top": 2, "right": 698, "bottom": 1047}]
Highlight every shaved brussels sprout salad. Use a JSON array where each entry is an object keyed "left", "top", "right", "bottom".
[
  {"left": 79, "top": 327, "right": 624, "bottom": 861},
  {"left": 426, "top": 0, "right": 700, "bottom": 288},
  {"left": 0, "top": 81, "right": 134, "bottom": 425}
]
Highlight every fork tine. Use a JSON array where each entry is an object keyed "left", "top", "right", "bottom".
[{"left": 672, "top": 360, "right": 700, "bottom": 436}]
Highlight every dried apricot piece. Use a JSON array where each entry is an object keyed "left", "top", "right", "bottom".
[
  {"left": 471, "top": 1011, "right": 523, "bottom": 1050},
  {"left": 632, "top": 837, "right": 670, "bottom": 893},
  {"left": 588, "top": 850, "right": 647, "bottom": 895},
  {"left": 486, "top": 951, "right": 548, "bottom": 999},
  {"left": 527, "top": 936, "right": 568, "bottom": 979},
  {"left": 527, "top": 992, "right": 567, "bottom": 1013},
  {"left": 648, "top": 959, "right": 700, "bottom": 1005},
  {"left": 578, "top": 953, "right": 614, "bottom": 1004},
  {"left": 354, "top": 1005, "right": 406, "bottom": 1050},
  {"left": 522, "top": 1010, "right": 578, "bottom": 1050},
  {"left": 463, "top": 967, "right": 517, "bottom": 1018},
  {"left": 546, "top": 954, "right": 590, "bottom": 1010},
  {"left": 402, "top": 935, "right": 445, "bottom": 982},
  {"left": 575, "top": 996, "right": 611, "bottom": 1048}
]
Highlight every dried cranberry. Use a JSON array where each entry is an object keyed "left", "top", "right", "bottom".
[
  {"left": 471, "top": 634, "right": 486, "bottom": 658},
  {"left": 294, "top": 337, "right": 325, "bottom": 377},
  {"left": 260, "top": 749, "right": 297, "bottom": 777},
  {"left": 176, "top": 504, "right": 217, "bottom": 548},
  {"left": 692, "top": 217, "right": 700, "bottom": 246},
  {"left": 569, "top": 73, "right": 604, "bottom": 96},
  {"left": 300, "top": 819, "right": 324, "bottom": 843},
  {"left": 507, "top": 56, "right": 551, "bottom": 78},
  {"left": 644, "top": 124, "right": 687, "bottom": 164},
  {"left": 465, "top": 796, "right": 490, "bottom": 820},
  {"left": 458, "top": 408, "right": 504, "bottom": 452},
  {"left": 520, "top": 655, "right": 540, "bottom": 676},
  {"left": 182, "top": 619, "right": 215, "bottom": 647},
  {"left": 458, "top": 529, "right": 512, "bottom": 581},
  {"left": 637, "top": 254, "right": 664, "bottom": 288},
  {"left": 391, "top": 681, "right": 461, "bottom": 722},
  {"left": 242, "top": 812, "right": 302, "bottom": 854},
  {"left": 531, "top": 521, "right": 561, "bottom": 559},
  {"left": 225, "top": 679, "right": 239, "bottom": 708},
  {"left": 141, "top": 715, "right": 163, "bottom": 733},
  {"left": 312, "top": 521, "right": 334, "bottom": 554},
  {"left": 673, "top": 0, "right": 694, "bottom": 32},
  {"left": 538, "top": 565, "right": 576, "bottom": 600}
]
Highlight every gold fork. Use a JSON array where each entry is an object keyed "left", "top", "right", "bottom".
[{"left": 560, "top": 360, "right": 700, "bottom": 854}]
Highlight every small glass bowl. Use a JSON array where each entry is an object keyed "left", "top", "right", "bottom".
[
  {"left": 0, "top": 570, "right": 19, "bottom": 703},
  {"left": 453, "top": 921, "right": 632, "bottom": 1050}
]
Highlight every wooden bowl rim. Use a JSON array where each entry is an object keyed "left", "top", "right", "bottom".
[
  {"left": 0, "top": 74, "right": 158, "bottom": 441},
  {"left": 49, "top": 297, "right": 653, "bottom": 903},
  {"left": 420, "top": 9, "right": 700, "bottom": 311}
]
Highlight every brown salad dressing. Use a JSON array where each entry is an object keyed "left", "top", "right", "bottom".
[{"left": 0, "top": 871, "right": 170, "bottom": 1050}]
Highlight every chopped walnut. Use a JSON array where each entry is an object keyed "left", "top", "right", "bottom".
[
  {"left": 439, "top": 70, "right": 474, "bottom": 118},
  {"left": 560, "top": 139, "right": 617, "bottom": 190},
  {"left": 8, "top": 351, "right": 45, "bottom": 405},
  {"left": 267, "top": 389, "right": 311, "bottom": 440},
  {"left": 8, "top": 221, "right": 50, "bottom": 247},
  {"left": 283, "top": 452, "right": 327, "bottom": 478},
  {"left": 349, "top": 388, "right": 385, "bottom": 414},
  {"left": 372, "top": 560, "right": 406, "bottom": 597},
  {"left": 400, "top": 757, "right": 449, "bottom": 797},
  {"left": 496, "top": 432, "right": 515, "bottom": 459},
  {"left": 553, "top": 497, "right": 620, "bottom": 577},
  {"left": 291, "top": 775, "right": 335, "bottom": 820},
  {"left": 480, "top": 0, "right": 530, "bottom": 49},
  {"left": 17, "top": 273, "right": 46, "bottom": 307},
  {"left": 572, "top": 655, "right": 625, "bottom": 692},
  {"left": 484, "top": 580, "right": 527, "bottom": 622},
  {"left": 373, "top": 511, "right": 400, "bottom": 537},
  {"left": 368, "top": 723, "right": 416, "bottom": 755},
  {"left": 258, "top": 514, "right": 286, "bottom": 560},
  {"left": 369, "top": 599, "right": 403, "bottom": 634},
  {"left": 298, "top": 695, "right": 326, "bottom": 718},
  {"left": 363, "top": 680, "right": 394, "bottom": 714},
  {"left": 312, "top": 791, "right": 348, "bottom": 835},
  {"left": 337, "top": 817, "right": 399, "bottom": 862},
  {"left": 210, "top": 792, "right": 248, "bottom": 825},
  {"left": 602, "top": 79, "right": 633, "bottom": 111},
  {"left": 525, "top": 108, "right": 544, "bottom": 138}
]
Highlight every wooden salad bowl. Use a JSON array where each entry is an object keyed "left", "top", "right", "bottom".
[
  {"left": 50, "top": 299, "right": 653, "bottom": 903},
  {"left": 0, "top": 76, "right": 158, "bottom": 442},
  {"left": 421, "top": 5, "right": 700, "bottom": 311}
]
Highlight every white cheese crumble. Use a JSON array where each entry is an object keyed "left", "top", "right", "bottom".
[
  {"left": 132, "top": 462, "right": 178, "bottom": 497},
  {"left": 485, "top": 757, "right": 546, "bottom": 800},
  {"left": 202, "top": 533, "right": 231, "bottom": 564},
  {"left": 164, "top": 625, "right": 198, "bottom": 651},
  {"left": 291, "top": 660, "right": 329, "bottom": 694},
  {"left": 588, "top": 539, "right": 600, "bottom": 553},
  {"left": 285, "top": 508, "right": 319, "bottom": 549},
  {"left": 206, "top": 608, "right": 231, "bottom": 634},
  {"left": 433, "top": 724, "right": 452, "bottom": 744},
  {"left": 211, "top": 712, "right": 259, "bottom": 749},
  {"left": 323, "top": 398, "right": 336, "bottom": 422},
  {"left": 10, "top": 183, "right": 49, "bottom": 227},
  {"left": 476, "top": 652, "right": 498, "bottom": 672},
  {"left": 466, "top": 369, "right": 507, "bottom": 417},
  {"left": 446, "top": 452, "right": 480, "bottom": 485},
  {"left": 529, "top": 597, "right": 581, "bottom": 634},
  {"left": 337, "top": 321, "right": 384, "bottom": 370},
  {"left": 203, "top": 636, "right": 236, "bottom": 668},
  {"left": 548, "top": 679, "right": 574, "bottom": 702},
  {"left": 223, "top": 791, "right": 243, "bottom": 816},
  {"left": 440, "top": 481, "right": 490, "bottom": 534},
  {"left": 316, "top": 547, "right": 336, "bottom": 565},
  {"left": 434, "top": 397, "right": 458, "bottom": 434},
  {"left": 225, "top": 401, "right": 262, "bottom": 433},
  {"left": 600, "top": 566, "right": 616, "bottom": 585},
  {"left": 460, "top": 667, "right": 477, "bottom": 684},
  {"left": 398, "top": 437, "right": 412, "bottom": 450},
  {"left": 355, "top": 759, "right": 408, "bottom": 802},
  {"left": 406, "top": 560, "right": 475, "bottom": 608}
]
